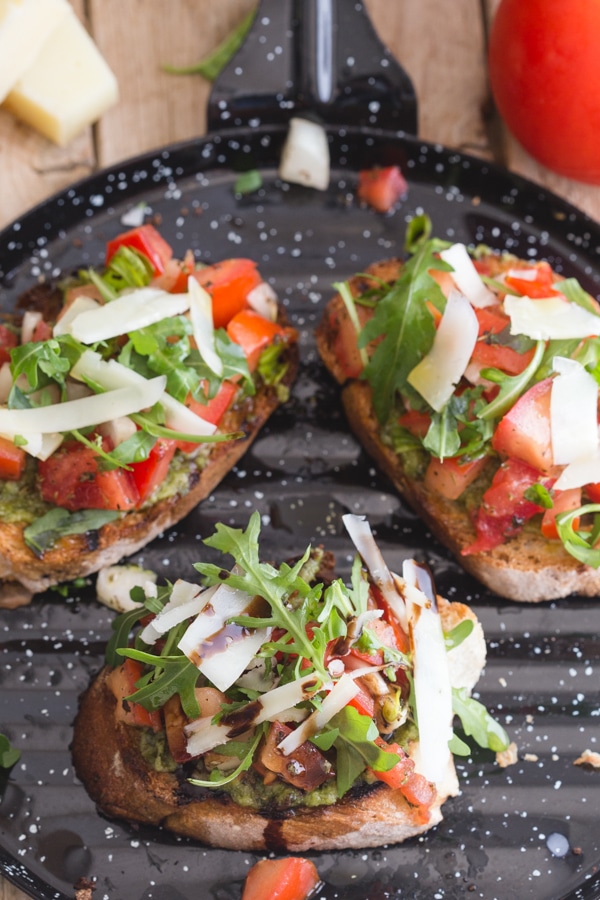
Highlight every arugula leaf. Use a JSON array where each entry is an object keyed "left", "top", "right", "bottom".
[
  {"left": 557, "top": 277, "right": 599, "bottom": 314},
  {"left": 444, "top": 618, "right": 474, "bottom": 651},
  {"left": 0, "top": 733, "right": 20, "bottom": 769},
  {"left": 452, "top": 687, "right": 509, "bottom": 752},
  {"left": 188, "top": 728, "right": 264, "bottom": 788},
  {"left": 477, "top": 339, "right": 545, "bottom": 421},
  {"left": 327, "top": 706, "right": 400, "bottom": 796},
  {"left": 9, "top": 334, "right": 84, "bottom": 398},
  {"left": 524, "top": 483, "right": 553, "bottom": 509},
  {"left": 105, "top": 605, "right": 150, "bottom": 667},
  {"left": 556, "top": 503, "right": 600, "bottom": 567},
  {"left": 163, "top": 10, "right": 255, "bottom": 80},
  {"left": 23, "top": 507, "right": 120, "bottom": 557},
  {"left": 234, "top": 170, "right": 263, "bottom": 195},
  {"left": 119, "top": 647, "right": 201, "bottom": 718},
  {"left": 360, "top": 220, "right": 451, "bottom": 423}
]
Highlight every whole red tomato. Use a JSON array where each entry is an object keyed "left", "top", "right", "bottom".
[{"left": 488, "top": 0, "right": 600, "bottom": 184}]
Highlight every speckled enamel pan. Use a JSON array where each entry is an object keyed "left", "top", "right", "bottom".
[{"left": 2, "top": 2, "right": 600, "bottom": 899}]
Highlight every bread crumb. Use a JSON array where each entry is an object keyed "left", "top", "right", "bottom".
[
  {"left": 523, "top": 753, "right": 538, "bottom": 762},
  {"left": 574, "top": 749, "right": 600, "bottom": 768},
  {"left": 496, "top": 741, "right": 518, "bottom": 768}
]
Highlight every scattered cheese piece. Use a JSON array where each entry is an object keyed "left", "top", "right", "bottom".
[
  {"left": 4, "top": 5, "right": 118, "bottom": 145},
  {"left": 278, "top": 117, "right": 330, "bottom": 190},
  {"left": 439, "top": 243, "right": 496, "bottom": 308},
  {"left": 96, "top": 564, "right": 157, "bottom": 613},
  {"left": 408, "top": 289, "right": 478, "bottom": 412},
  {"left": 0, "top": 0, "right": 69, "bottom": 103},
  {"left": 68, "top": 287, "right": 189, "bottom": 344},
  {"left": 504, "top": 294, "right": 600, "bottom": 340},
  {"left": 551, "top": 357, "right": 599, "bottom": 466},
  {"left": 496, "top": 741, "right": 518, "bottom": 768}
]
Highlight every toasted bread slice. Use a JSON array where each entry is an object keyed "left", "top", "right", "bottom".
[
  {"left": 315, "top": 260, "right": 600, "bottom": 603},
  {"left": 71, "top": 597, "right": 484, "bottom": 851},
  {"left": 0, "top": 340, "right": 298, "bottom": 604}
]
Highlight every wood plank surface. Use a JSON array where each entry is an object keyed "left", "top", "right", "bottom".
[{"left": 1, "top": 1, "right": 598, "bottom": 899}]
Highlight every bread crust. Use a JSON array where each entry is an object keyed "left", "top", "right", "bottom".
[
  {"left": 71, "top": 597, "right": 481, "bottom": 851},
  {"left": 0, "top": 338, "right": 298, "bottom": 600},
  {"left": 315, "top": 261, "right": 600, "bottom": 603}
]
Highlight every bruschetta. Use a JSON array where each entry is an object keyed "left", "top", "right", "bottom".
[
  {"left": 71, "top": 511, "right": 507, "bottom": 851},
  {"left": 316, "top": 214, "right": 600, "bottom": 602},
  {"left": 0, "top": 224, "right": 298, "bottom": 606}
]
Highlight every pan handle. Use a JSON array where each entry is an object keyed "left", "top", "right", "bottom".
[{"left": 207, "top": 0, "right": 418, "bottom": 134}]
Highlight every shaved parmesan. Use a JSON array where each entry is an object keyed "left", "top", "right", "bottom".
[
  {"left": 2, "top": 430, "right": 63, "bottom": 460},
  {"left": 0, "top": 376, "right": 165, "bottom": 436},
  {"left": 177, "top": 581, "right": 254, "bottom": 662},
  {"left": 504, "top": 295, "right": 600, "bottom": 340},
  {"left": 342, "top": 514, "right": 408, "bottom": 632},
  {"left": 407, "top": 289, "right": 478, "bottom": 412},
  {"left": 278, "top": 116, "right": 330, "bottom": 190},
  {"left": 277, "top": 674, "right": 359, "bottom": 756},
  {"left": 141, "top": 580, "right": 214, "bottom": 645},
  {"left": 247, "top": 282, "right": 278, "bottom": 322},
  {"left": 554, "top": 453, "right": 600, "bottom": 491},
  {"left": 53, "top": 294, "right": 101, "bottom": 337},
  {"left": 403, "top": 559, "right": 453, "bottom": 787},
  {"left": 21, "top": 310, "right": 42, "bottom": 344},
  {"left": 185, "top": 717, "right": 232, "bottom": 757},
  {"left": 200, "top": 626, "right": 271, "bottom": 693},
  {"left": 439, "top": 243, "right": 496, "bottom": 308},
  {"left": 551, "top": 357, "right": 599, "bottom": 466},
  {"left": 187, "top": 277, "right": 223, "bottom": 377},
  {"left": 71, "top": 350, "right": 217, "bottom": 437},
  {"left": 68, "top": 286, "right": 191, "bottom": 344}
]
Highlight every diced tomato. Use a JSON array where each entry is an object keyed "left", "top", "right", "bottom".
[
  {"left": 474, "top": 305, "right": 511, "bottom": 336},
  {"left": 105, "top": 224, "right": 174, "bottom": 276},
  {"left": 424, "top": 455, "right": 488, "bottom": 501},
  {"left": 0, "top": 435, "right": 26, "bottom": 481},
  {"left": 190, "top": 258, "right": 262, "bottom": 328},
  {"left": 226, "top": 309, "right": 286, "bottom": 371},
  {"left": 326, "top": 299, "right": 373, "bottom": 380},
  {"left": 491, "top": 377, "right": 554, "bottom": 473},
  {"left": 107, "top": 658, "right": 162, "bottom": 730},
  {"left": 471, "top": 341, "right": 535, "bottom": 376},
  {"left": 398, "top": 408, "right": 431, "bottom": 439},
  {"left": 176, "top": 381, "right": 239, "bottom": 453},
  {"left": 346, "top": 682, "right": 376, "bottom": 719},
  {"left": 38, "top": 438, "right": 140, "bottom": 512},
  {"left": 0, "top": 324, "right": 18, "bottom": 364},
  {"left": 129, "top": 437, "right": 176, "bottom": 504},
  {"left": 586, "top": 482, "right": 600, "bottom": 503},
  {"left": 241, "top": 857, "right": 320, "bottom": 900},
  {"left": 151, "top": 250, "right": 196, "bottom": 293},
  {"left": 504, "top": 262, "right": 561, "bottom": 298},
  {"left": 30, "top": 319, "right": 53, "bottom": 342},
  {"left": 463, "top": 458, "right": 550, "bottom": 554},
  {"left": 541, "top": 487, "right": 582, "bottom": 539},
  {"left": 348, "top": 617, "right": 399, "bottom": 666},
  {"left": 357, "top": 165, "right": 408, "bottom": 213},
  {"left": 370, "top": 739, "right": 436, "bottom": 824}
]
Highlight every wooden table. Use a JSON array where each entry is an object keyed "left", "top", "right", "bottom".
[{"left": 1, "top": 2, "right": 598, "bottom": 899}]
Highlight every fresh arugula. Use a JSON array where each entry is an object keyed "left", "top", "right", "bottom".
[
  {"left": 162, "top": 9, "right": 255, "bottom": 80},
  {"left": 477, "top": 339, "right": 545, "bottom": 421},
  {"left": 0, "top": 733, "right": 20, "bottom": 769},
  {"left": 188, "top": 728, "right": 265, "bottom": 788},
  {"left": 556, "top": 504, "right": 600, "bottom": 567},
  {"left": 9, "top": 334, "right": 84, "bottom": 403},
  {"left": 23, "top": 507, "right": 120, "bottom": 557},
  {"left": 359, "top": 216, "right": 451, "bottom": 424},
  {"left": 452, "top": 688, "right": 510, "bottom": 753}
]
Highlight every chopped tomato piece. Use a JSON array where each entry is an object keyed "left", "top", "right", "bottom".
[
  {"left": 106, "top": 658, "right": 161, "bottom": 730},
  {"left": 474, "top": 305, "right": 510, "bottom": 336},
  {"left": 541, "top": 487, "right": 582, "bottom": 539},
  {"left": 463, "top": 458, "right": 551, "bottom": 554},
  {"left": 325, "top": 298, "right": 373, "bottom": 380},
  {"left": 371, "top": 739, "right": 436, "bottom": 824},
  {"left": 424, "top": 455, "right": 488, "bottom": 500},
  {"left": 190, "top": 258, "right": 262, "bottom": 328},
  {"left": 357, "top": 165, "right": 408, "bottom": 213},
  {"left": 346, "top": 682, "right": 376, "bottom": 719},
  {"left": 348, "top": 617, "right": 399, "bottom": 666},
  {"left": 0, "top": 324, "right": 18, "bottom": 364},
  {"left": 0, "top": 435, "right": 26, "bottom": 481},
  {"left": 586, "top": 482, "right": 600, "bottom": 503},
  {"left": 241, "top": 857, "right": 320, "bottom": 900},
  {"left": 504, "top": 262, "right": 561, "bottom": 298},
  {"left": 30, "top": 319, "right": 53, "bottom": 342},
  {"left": 491, "top": 377, "right": 554, "bottom": 473},
  {"left": 471, "top": 341, "right": 536, "bottom": 375},
  {"left": 176, "top": 381, "right": 239, "bottom": 453},
  {"left": 39, "top": 438, "right": 140, "bottom": 512},
  {"left": 226, "top": 309, "right": 285, "bottom": 371},
  {"left": 105, "top": 224, "right": 174, "bottom": 276},
  {"left": 398, "top": 408, "right": 431, "bottom": 439},
  {"left": 152, "top": 249, "right": 195, "bottom": 293},
  {"left": 129, "top": 437, "right": 176, "bottom": 503}
]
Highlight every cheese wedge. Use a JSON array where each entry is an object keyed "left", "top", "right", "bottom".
[
  {"left": 0, "top": 0, "right": 69, "bottom": 103},
  {"left": 4, "top": 5, "right": 118, "bottom": 145}
]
